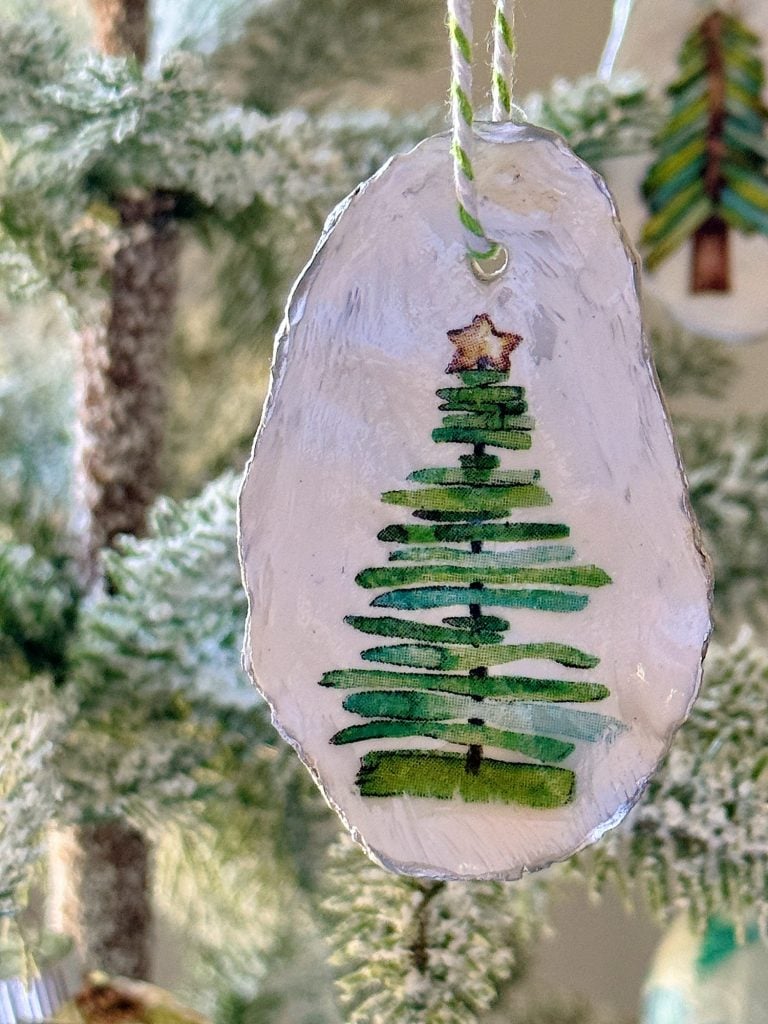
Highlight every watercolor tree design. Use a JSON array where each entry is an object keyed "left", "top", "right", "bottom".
[
  {"left": 641, "top": 8, "right": 768, "bottom": 293},
  {"left": 320, "top": 314, "right": 621, "bottom": 809}
]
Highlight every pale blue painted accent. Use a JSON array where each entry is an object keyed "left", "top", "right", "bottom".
[
  {"left": 431, "top": 693, "right": 625, "bottom": 744},
  {"left": 389, "top": 544, "right": 577, "bottom": 567}
]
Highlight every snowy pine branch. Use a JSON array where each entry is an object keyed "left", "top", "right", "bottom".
[
  {"left": 0, "top": 19, "right": 435, "bottom": 307},
  {"left": 524, "top": 73, "right": 665, "bottom": 166},
  {"left": 56, "top": 474, "right": 251, "bottom": 823},
  {"left": 0, "top": 678, "right": 67, "bottom": 918},
  {"left": 74, "top": 473, "right": 250, "bottom": 709},
  {"left": 0, "top": 539, "right": 77, "bottom": 682},
  {"left": 678, "top": 415, "right": 768, "bottom": 627},
  {"left": 586, "top": 634, "right": 768, "bottom": 934},
  {"left": 323, "top": 836, "right": 540, "bottom": 1024}
]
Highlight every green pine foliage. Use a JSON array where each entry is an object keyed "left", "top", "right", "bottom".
[
  {"left": 322, "top": 835, "right": 536, "bottom": 1024},
  {"left": 585, "top": 634, "right": 768, "bottom": 935},
  {"left": 524, "top": 72, "right": 665, "bottom": 167},
  {"left": 324, "top": 366, "right": 616, "bottom": 807},
  {"left": 0, "top": 677, "right": 67, "bottom": 919},
  {"left": 677, "top": 414, "right": 768, "bottom": 628},
  {"left": 0, "top": 15, "right": 434, "bottom": 314},
  {"left": 641, "top": 9, "right": 768, "bottom": 274},
  {"left": 59, "top": 474, "right": 254, "bottom": 824}
]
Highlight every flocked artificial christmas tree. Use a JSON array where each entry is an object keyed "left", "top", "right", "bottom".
[{"left": 2, "top": 3, "right": 768, "bottom": 1023}]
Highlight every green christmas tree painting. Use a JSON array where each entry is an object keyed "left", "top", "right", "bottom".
[
  {"left": 641, "top": 8, "right": 768, "bottom": 292},
  {"left": 319, "top": 314, "right": 622, "bottom": 810}
]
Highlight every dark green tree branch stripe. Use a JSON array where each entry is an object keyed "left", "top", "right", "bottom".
[
  {"left": 644, "top": 137, "right": 707, "bottom": 192},
  {"left": 645, "top": 159, "right": 707, "bottom": 214},
  {"left": 724, "top": 96, "right": 764, "bottom": 132},
  {"left": 644, "top": 181, "right": 709, "bottom": 244},
  {"left": 722, "top": 187, "right": 768, "bottom": 233},
  {"left": 411, "top": 510, "right": 508, "bottom": 523},
  {"left": 440, "top": 412, "right": 535, "bottom": 431},
  {"left": 381, "top": 484, "right": 550, "bottom": 512},
  {"left": 644, "top": 197, "right": 713, "bottom": 269},
  {"left": 344, "top": 615, "right": 503, "bottom": 646},
  {"left": 436, "top": 385, "right": 524, "bottom": 405},
  {"left": 357, "top": 751, "right": 575, "bottom": 807},
  {"left": 342, "top": 691, "right": 624, "bottom": 743},
  {"left": 458, "top": 370, "right": 508, "bottom": 386},
  {"left": 407, "top": 467, "right": 539, "bottom": 487},
  {"left": 357, "top": 564, "right": 611, "bottom": 589},
  {"left": 388, "top": 544, "right": 576, "bottom": 567},
  {"left": 331, "top": 720, "right": 575, "bottom": 763},
  {"left": 443, "top": 615, "right": 510, "bottom": 630},
  {"left": 371, "top": 585, "right": 589, "bottom": 613},
  {"left": 438, "top": 399, "right": 528, "bottom": 415},
  {"left": 377, "top": 522, "right": 570, "bottom": 544},
  {"left": 359, "top": 641, "right": 600, "bottom": 670},
  {"left": 724, "top": 122, "right": 768, "bottom": 161},
  {"left": 432, "top": 427, "right": 533, "bottom": 449},
  {"left": 321, "top": 667, "right": 609, "bottom": 702},
  {"left": 459, "top": 453, "right": 501, "bottom": 470}
]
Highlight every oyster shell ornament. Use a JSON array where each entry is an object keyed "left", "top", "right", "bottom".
[{"left": 238, "top": 122, "right": 712, "bottom": 879}]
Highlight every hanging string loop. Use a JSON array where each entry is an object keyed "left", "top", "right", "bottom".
[
  {"left": 448, "top": 0, "right": 517, "bottom": 281},
  {"left": 491, "top": 0, "right": 517, "bottom": 121}
]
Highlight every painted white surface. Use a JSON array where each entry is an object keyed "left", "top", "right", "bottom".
[
  {"left": 605, "top": 0, "right": 768, "bottom": 344},
  {"left": 239, "top": 122, "right": 711, "bottom": 879}
]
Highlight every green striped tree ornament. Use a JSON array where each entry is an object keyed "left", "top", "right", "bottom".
[
  {"left": 641, "top": 9, "right": 768, "bottom": 292},
  {"left": 322, "top": 315, "right": 620, "bottom": 809},
  {"left": 239, "top": 123, "right": 711, "bottom": 878}
]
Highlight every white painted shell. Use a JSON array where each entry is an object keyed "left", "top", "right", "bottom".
[
  {"left": 238, "top": 122, "right": 711, "bottom": 879},
  {"left": 603, "top": 0, "right": 768, "bottom": 344}
]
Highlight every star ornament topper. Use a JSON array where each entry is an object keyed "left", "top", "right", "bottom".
[{"left": 446, "top": 313, "right": 523, "bottom": 373}]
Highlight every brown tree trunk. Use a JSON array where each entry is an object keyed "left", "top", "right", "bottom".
[
  {"left": 692, "top": 215, "right": 730, "bottom": 293},
  {"left": 90, "top": 0, "right": 149, "bottom": 64},
  {"left": 60, "top": 193, "right": 180, "bottom": 979},
  {"left": 692, "top": 10, "right": 730, "bottom": 293},
  {"left": 59, "top": 192, "right": 180, "bottom": 978},
  {"left": 52, "top": 1, "right": 179, "bottom": 982},
  {"left": 49, "top": 825, "right": 152, "bottom": 980},
  {"left": 75, "top": 192, "right": 180, "bottom": 580}
]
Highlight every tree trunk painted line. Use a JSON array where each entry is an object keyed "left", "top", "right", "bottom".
[
  {"left": 49, "top": 824, "right": 152, "bottom": 980},
  {"left": 692, "top": 214, "right": 730, "bottom": 293},
  {"left": 692, "top": 10, "right": 729, "bottom": 293},
  {"left": 74, "top": 193, "right": 180, "bottom": 582},
  {"left": 90, "top": 0, "right": 149, "bottom": 64}
]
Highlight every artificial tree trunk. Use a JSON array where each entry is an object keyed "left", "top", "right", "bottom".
[
  {"left": 76, "top": 192, "right": 180, "bottom": 578},
  {"left": 691, "top": 10, "right": 729, "bottom": 294},
  {"left": 63, "top": 191, "right": 180, "bottom": 980},
  {"left": 52, "top": 1, "right": 182, "bottom": 980},
  {"left": 90, "top": 0, "right": 149, "bottom": 64}
]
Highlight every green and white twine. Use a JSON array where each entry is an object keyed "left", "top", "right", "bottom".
[
  {"left": 448, "top": 0, "right": 517, "bottom": 276},
  {"left": 492, "top": 0, "right": 517, "bottom": 120}
]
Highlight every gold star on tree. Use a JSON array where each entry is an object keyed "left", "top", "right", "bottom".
[{"left": 446, "top": 314, "right": 523, "bottom": 373}]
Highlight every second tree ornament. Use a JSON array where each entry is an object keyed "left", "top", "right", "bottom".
[{"left": 239, "top": 4, "right": 712, "bottom": 879}]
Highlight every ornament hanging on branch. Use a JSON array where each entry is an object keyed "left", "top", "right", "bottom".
[
  {"left": 239, "top": 0, "right": 711, "bottom": 879},
  {"left": 601, "top": 0, "right": 768, "bottom": 343}
]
